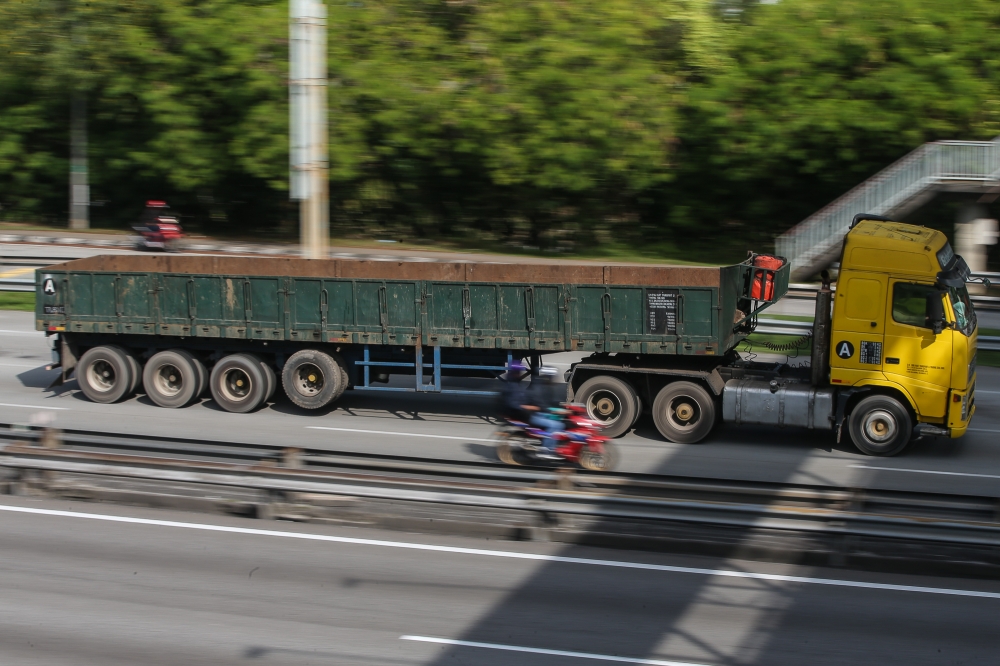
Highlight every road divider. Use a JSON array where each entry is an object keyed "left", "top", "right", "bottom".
[{"left": 2, "top": 424, "right": 1000, "bottom": 577}]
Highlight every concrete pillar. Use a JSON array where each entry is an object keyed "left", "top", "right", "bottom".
[{"left": 955, "top": 204, "right": 998, "bottom": 294}]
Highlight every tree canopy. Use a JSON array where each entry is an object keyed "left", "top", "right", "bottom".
[{"left": 1, "top": 0, "right": 998, "bottom": 259}]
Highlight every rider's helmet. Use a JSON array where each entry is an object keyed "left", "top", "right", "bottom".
[{"left": 538, "top": 366, "right": 558, "bottom": 382}]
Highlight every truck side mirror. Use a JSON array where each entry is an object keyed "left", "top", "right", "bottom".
[{"left": 926, "top": 293, "right": 945, "bottom": 334}]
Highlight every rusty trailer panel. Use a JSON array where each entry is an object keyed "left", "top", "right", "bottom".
[{"left": 35, "top": 255, "right": 788, "bottom": 355}]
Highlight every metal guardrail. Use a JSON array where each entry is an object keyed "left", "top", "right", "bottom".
[
  {"left": 753, "top": 318, "right": 1000, "bottom": 351},
  {"left": 2, "top": 425, "right": 999, "bottom": 572},
  {"left": 776, "top": 138, "right": 1000, "bottom": 280}
]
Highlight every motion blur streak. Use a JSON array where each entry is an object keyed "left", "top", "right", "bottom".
[{"left": 2, "top": 503, "right": 999, "bottom": 601}]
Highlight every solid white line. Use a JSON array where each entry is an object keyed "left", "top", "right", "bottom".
[
  {"left": 307, "top": 426, "right": 494, "bottom": 442},
  {"left": 0, "top": 330, "right": 42, "bottom": 336},
  {"left": 400, "top": 636, "right": 708, "bottom": 666},
  {"left": 976, "top": 390, "right": 1000, "bottom": 395},
  {"left": 851, "top": 464, "right": 1000, "bottom": 480},
  {"left": 0, "top": 504, "right": 998, "bottom": 601},
  {"left": 0, "top": 363, "right": 42, "bottom": 369},
  {"left": 969, "top": 428, "right": 1000, "bottom": 434},
  {"left": 0, "top": 402, "right": 68, "bottom": 411}
]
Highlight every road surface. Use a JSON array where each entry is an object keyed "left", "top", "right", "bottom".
[
  {"left": 2, "top": 310, "right": 999, "bottom": 497},
  {"left": 1, "top": 496, "right": 998, "bottom": 666}
]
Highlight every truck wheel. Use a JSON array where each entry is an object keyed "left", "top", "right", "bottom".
[
  {"left": 188, "top": 352, "right": 209, "bottom": 400},
  {"left": 652, "top": 381, "right": 716, "bottom": 444},
  {"left": 210, "top": 353, "right": 267, "bottom": 413},
  {"left": 260, "top": 359, "right": 278, "bottom": 402},
  {"left": 143, "top": 350, "right": 200, "bottom": 408},
  {"left": 328, "top": 352, "right": 349, "bottom": 400},
  {"left": 77, "top": 346, "right": 134, "bottom": 404},
  {"left": 574, "top": 376, "right": 639, "bottom": 438},
  {"left": 848, "top": 395, "right": 913, "bottom": 456},
  {"left": 122, "top": 350, "right": 143, "bottom": 395},
  {"left": 281, "top": 350, "right": 343, "bottom": 410}
]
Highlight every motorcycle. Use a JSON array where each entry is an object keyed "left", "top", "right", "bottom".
[
  {"left": 495, "top": 404, "right": 619, "bottom": 471},
  {"left": 133, "top": 200, "right": 184, "bottom": 252}
]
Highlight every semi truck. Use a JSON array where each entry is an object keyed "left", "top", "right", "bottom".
[{"left": 35, "top": 214, "right": 978, "bottom": 456}]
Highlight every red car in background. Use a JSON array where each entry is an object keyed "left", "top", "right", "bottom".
[{"left": 133, "top": 200, "right": 184, "bottom": 252}]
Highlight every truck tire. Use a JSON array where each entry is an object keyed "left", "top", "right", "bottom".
[
  {"left": 574, "top": 376, "right": 639, "bottom": 438},
  {"left": 143, "top": 350, "right": 200, "bottom": 408},
  {"left": 652, "top": 381, "right": 716, "bottom": 444},
  {"left": 848, "top": 395, "right": 913, "bottom": 456},
  {"left": 77, "top": 346, "right": 134, "bottom": 404},
  {"left": 250, "top": 354, "right": 277, "bottom": 403},
  {"left": 122, "top": 350, "right": 143, "bottom": 395},
  {"left": 210, "top": 353, "right": 267, "bottom": 413},
  {"left": 281, "top": 349, "right": 344, "bottom": 410},
  {"left": 188, "top": 352, "right": 209, "bottom": 400}
]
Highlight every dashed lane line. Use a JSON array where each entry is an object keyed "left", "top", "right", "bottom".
[
  {"left": 400, "top": 636, "right": 710, "bottom": 666},
  {"left": 307, "top": 425, "right": 494, "bottom": 442}
]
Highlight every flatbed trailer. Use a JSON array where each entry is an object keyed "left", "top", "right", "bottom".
[{"left": 35, "top": 215, "right": 979, "bottom": 456}]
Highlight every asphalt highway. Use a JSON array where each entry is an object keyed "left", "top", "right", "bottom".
[
  {"left": 2, "top": 310, "right": 999, "bottom": 497},
  {"left": 1, "top": 496, "right": 998, "bottom": 666}
]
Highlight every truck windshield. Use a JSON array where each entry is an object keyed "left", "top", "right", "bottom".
[{"left": 948, "top": 285, "right": 976, "bottom": 336}]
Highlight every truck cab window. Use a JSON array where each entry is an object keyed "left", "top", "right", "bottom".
[
  {"left": 891, "top": 283, "right": 936, "bottom": 328},
  {"left": 948, "top": 285, "right": 975, "bottom": 335}
]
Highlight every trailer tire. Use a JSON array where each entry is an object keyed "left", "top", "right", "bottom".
[
  {"left": 652, "top": 381, "right": 716, "bottom": 444},
  {"left": 848, "top": 395, "right": 912, "bottom": 456},
  {"left": 143, "top": 350, "right": 200, "bottom": 408},
  {"left": 260, "top": 358, "right": 277, "bottom": 403},
  {"left": 574, "top": 376, "right": 639, "bottom": 438},
  {"left": 188, "top": 353, "right": 209, "bottom": 400},
  {"left": 281, "top": 350, "right": 343, "bottom": 410},
  {"left": 210, "top": 353, "right": 268, "bottom": 413},
  {"left": 329, "top": 352, "right": 349, "bottom": 400},
  {"left": 77, "top": 346, "right": 134, "bottom": 404},
  {"left": 122, "top": 350, "right": 143, "bottom": 395}
]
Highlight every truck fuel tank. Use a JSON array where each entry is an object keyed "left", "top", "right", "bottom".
[{"left": 722, "top": 378, "right": 834, "bottom": 430}]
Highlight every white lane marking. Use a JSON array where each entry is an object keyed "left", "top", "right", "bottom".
[
  {"left": 851, "top": 464, "right": 1000, "bottom": 480},
  {"left": 400, "top": 636, "right": 708, "bottom": 666},
  {"left": 0, "top": 363, "right": 43, "bottom": 369},
  {"left": 0, "top": 402, "right": 68, "bottom": 410},
  {"left": 1, "top": 504, "right": 999, "bottom": 601},
  {"left": 0, "top": 330, "right": 43, "bottom": 337},
  {"left": 976, "top": 390, "right": 1000, "bottom": 395},
  {"left": 969, "top": 428, "right": 1000, "bottom": 434},
  {"left": 307, "top": 426, "right": 494, "bottom": 442}
]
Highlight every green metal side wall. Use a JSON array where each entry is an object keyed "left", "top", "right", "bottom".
[{"left": 37, "top": 261, "right": 786, "bottom": 356}]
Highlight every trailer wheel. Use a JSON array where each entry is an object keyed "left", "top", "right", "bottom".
[
  {"left": 122, "top": 350, "right": 143, "bottom": 395},
  {"left": 143, "top": 350, "right": 200, "bottom": 408},
  {"left": 281, "top": 350, "right": 343, "bottom": 410},
  {"left": 210, "top": 353, "right": 267, "bottom": 413},
  {"left": 77, "top": 346, "right": 134, "bottom": 404},
  {"left": 243, "top": 353, "right": 276, "bottom": 403},
  {"left": 652, "top": 381, "right": 716, "bottom": 444},
  {"left": 848, "top": 395, "right": 913, "bottom": 456},
  {"left": 574, "top": 376, "right": 639, "bottom": 438},
  {"left": 329, "top": 352, "right": 349, "bottom": 400}
]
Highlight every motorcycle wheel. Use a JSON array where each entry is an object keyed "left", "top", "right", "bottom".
[
  {"left": 579, "top": 441, "right": 619, "bottom": 472},
  {"left": 494, "top": 430, "right": 521, "bottom": 466}
]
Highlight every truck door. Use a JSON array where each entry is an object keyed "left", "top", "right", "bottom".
[
  {"left": 829, "top": 272, "right": 887, "bottom": 385},
  {"left": 883, "top": 280, "right": 952, "bottom": 417}
]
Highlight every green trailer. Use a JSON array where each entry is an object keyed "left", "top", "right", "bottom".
[{"left": 36, "top": 253, "right": 789, "bottom": 439}]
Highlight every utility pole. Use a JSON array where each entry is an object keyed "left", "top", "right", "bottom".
[
  {"left": 290, "top": 0, "right": 329, "bottom": 259},
  {"left": 69, "top": 93, "right": 89, "bottom": 230},
  {"left": 69, "top": 5, "right": 89, "bottom": 231}
]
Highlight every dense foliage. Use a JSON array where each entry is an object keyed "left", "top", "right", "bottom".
[{"left": 1, "top": 0, "right": 999, "bottom": 259}]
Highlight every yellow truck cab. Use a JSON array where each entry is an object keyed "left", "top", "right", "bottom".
[{"left": 828, "top": 215, "right": 977, "bottom": 454}]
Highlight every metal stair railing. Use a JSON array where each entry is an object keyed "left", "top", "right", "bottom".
[{"left": 777, "top": 138, "right": 1000, "bottom": 280}]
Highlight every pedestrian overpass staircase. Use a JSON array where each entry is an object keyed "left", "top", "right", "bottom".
[{"left": 776, "top": 137, "right": 1000, "bottom": 280}]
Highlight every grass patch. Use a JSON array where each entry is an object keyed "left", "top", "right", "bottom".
[{"left": 0, "top": 292, "right": 35, "bottom": 311}]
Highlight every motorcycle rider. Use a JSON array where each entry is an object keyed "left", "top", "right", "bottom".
[{"left": 525, "top": 366, "right": 568, "bottom": 459}]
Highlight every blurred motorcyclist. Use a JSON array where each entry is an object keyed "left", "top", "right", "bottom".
[{"left": 525, "top": 367, "right": 568, "bottom": 459}]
